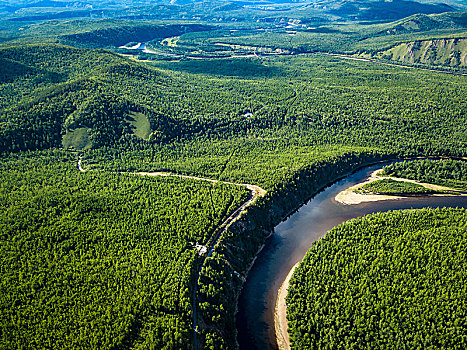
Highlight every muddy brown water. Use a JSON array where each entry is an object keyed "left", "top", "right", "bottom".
[{"left": 236, "top": 161, "right": 467, "bottom": 350}]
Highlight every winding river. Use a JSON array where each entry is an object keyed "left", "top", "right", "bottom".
[{"left": 236, "top": 161, "right": 467, "bottom": 350}]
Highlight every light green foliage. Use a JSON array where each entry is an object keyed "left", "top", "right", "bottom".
[
  {"left": 287, "top": 208, "right": 467, "bottom": 349},
  {"left": 90, "top": 138, "right": 374, "bottom": 189},
  {"left": 356, "top": 178, "right": 449, "bottom": 195},
  {"left": 0, "top": 11, "right": 466, "bottom": 349},
  {"left": 62, "top": 127, "right": 91, "bottom": 150},
  {"left": 381, "top": 158, "right": 467, "bottom": 190},
  {"left": 1, "top": 45, "right": 466, "bottom": 157},
  {"left": 371, "top": 38, "right": 467, "bottom": 67},
  {"left": 127, "top": 111, "right": 152, "bottom": 140},
  {"left": 0, "top": 150, "right": 249, "bottom": 349}
]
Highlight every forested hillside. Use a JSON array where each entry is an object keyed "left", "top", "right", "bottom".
[
  {"left": 0, "top": 43, "right": 466, "bottom": 348},
  {"left": 1, "top": 5, "right": 466, "bottom": 71},
  {"left": 0, "top": 150, "right": 249, "bottom": 349},
  {"left": 1, "top": 44, "right": 466, "bottom": 158},
  {"left": 287, "top": 208, "right": 467, "bottom": 349},
  {"left": 0, "top": 1, "right": 467, "bottom": 348},
  {"left": 60, "top": 23, "right": 213, "bottom": 48},
  {"left": 375, "top": 38, "right": 467, "bottom": 67},
  {"left": 1, "top": 0, "right": 463, "bottom": 23}
]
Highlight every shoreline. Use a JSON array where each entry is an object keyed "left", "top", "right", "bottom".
[
  {"left": 272, "top": 159, "right": 467, "bottom": 349},
  {"left": 275, "top": 263, "right": 299, "bottom": 350},
  {"left": 238, "top": 157, "right": 395, "bottom": 349},
  {"left": 335, "top": 168, "right": 465, "bottom": 205}
]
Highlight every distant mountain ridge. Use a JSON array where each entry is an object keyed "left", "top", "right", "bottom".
[
  {"left": 2, "top": 0, "right": 92, "bottom": 12},
  {"left": 1, "top": 0, "right": 464, "bottom": 23},
  {"left": 59, "top": 23, "right": 213, "bottom": 48},
  {"left": 328, "top": 0, "right": 455, "bottom": 20},
  {"left": 379, "top": 11, "right": 467, "bottom": 34},
  {"left": 357, "top": 12, "right": 467, "bottom": 68}
]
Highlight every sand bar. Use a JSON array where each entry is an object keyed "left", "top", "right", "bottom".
[
  {"left": 335, "top": 169, "right": 465, "bottom": 205},
  {"left": 275, "top": 263, "right": 299, "bottom": 350}
]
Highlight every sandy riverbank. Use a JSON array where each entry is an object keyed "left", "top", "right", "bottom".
[
  {"left": 275, "top": 263, "right": 299, "bottom": 350},
  {"left": 335, "top": 169, "right": 464, "bottom": 205}
]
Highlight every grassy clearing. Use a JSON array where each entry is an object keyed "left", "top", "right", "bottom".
[
  {"left": 127, "top": 111, "right": 151, "bottom": 140},
  {"left": 161, "top": 36, "right": 179, "bottom": 47},
  {"left": 62, "top": 127, "right": 91, "bottom": 150}
]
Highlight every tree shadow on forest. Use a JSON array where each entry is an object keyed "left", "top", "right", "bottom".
[
  {"left": 0, "top": 57, "right": 66, "bottom": 84},
  {"left": 158, "top": 58, "right": 283, "bottom": 78}
]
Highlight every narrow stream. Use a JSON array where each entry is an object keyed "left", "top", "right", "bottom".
[{"left": 236, "top": 161, "right": 467, "bottom": 350}]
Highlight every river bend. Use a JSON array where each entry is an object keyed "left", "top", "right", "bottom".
[{"left": 236, "top": 161, "right": 467, "bottom": 350}]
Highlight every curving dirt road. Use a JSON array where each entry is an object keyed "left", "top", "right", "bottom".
[
  {"left": 134, "top": 172, "right": 266, "bottom": 349},
  {"left": 77, "top": 156, "right": 266, "bottom": 349}
]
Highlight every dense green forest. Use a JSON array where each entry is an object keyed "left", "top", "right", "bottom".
[
  {"left": 0, "top": 39, "right": 466, "bottom": 349},
  {"left": 381, "top": 158, "right": 467, "bottom": 190},
  {"left": 287, "top": 208, "right": 467, "bottom": 349},
  {"left": 195, "top": 151, "right": 390, "bottom": 347},
  {"left": 355, "top": 178, "right": 452, "bottom": 195},
  {"left": 0, "top": 150, "right": 249, "bottom": 349},
  {"left": 0, "top": 1, "right": 466, "bottom": 348},
  {"left": 1, "top": 44, "right": 466, "bottom": 158}
]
